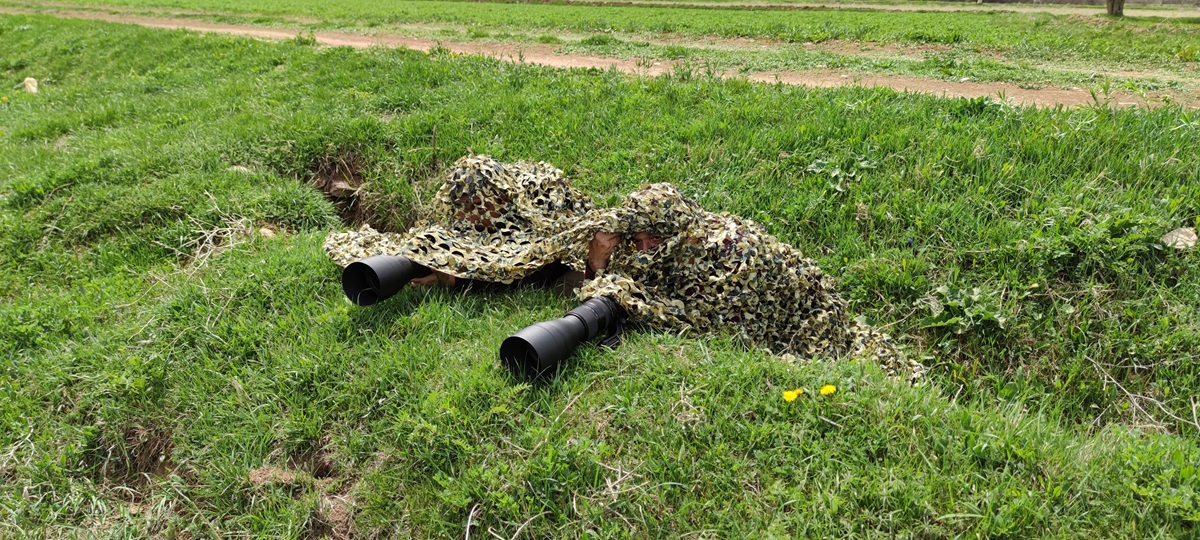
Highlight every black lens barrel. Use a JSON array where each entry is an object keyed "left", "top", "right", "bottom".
[
  {"left": 499, "top": 318, "right": 587, "bottom": 380},
  {"left": 341, "top": 255, "right": 430, "bottom": 306},
  {"left": 500, "top": 297, "right": 622, "bottom": 380},
  {"left": 342, "top": 257, "right": 624, "bottom": 379},
  {"left": 565, "top": 298, "right": 617, "bottom": 340}
]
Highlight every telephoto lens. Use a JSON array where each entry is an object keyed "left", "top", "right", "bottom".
[
  {"left": 500, "top": 297, "right": 625, "bottom": 380},
  {"left": 341, "top": 255, "right": 431, "bottom": 306}
]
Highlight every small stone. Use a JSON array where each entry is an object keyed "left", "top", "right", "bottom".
[
  {"left": 228, "top": 165, "right": 253, "bottom": 174},
  {"left": 259, "top": 227, "right": 277, "bottom": 239},
  {"left": 23, "top": 77, "right": 38, "bottom": 94},
  {"left": 327, "top": 179, "right": 357, "bottom": 198},
  {"left": 1161, "top": 227, "right": 1196, "bottom": 250}
]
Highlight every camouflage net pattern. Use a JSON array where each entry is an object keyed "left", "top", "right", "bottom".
[
  {"left": 324, "top": 155, "right": 924, "bottom": 380},
  {"left": 324, "top": 156, "right": 593, "bottom": 282}
]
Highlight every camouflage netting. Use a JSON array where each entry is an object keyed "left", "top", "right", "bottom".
[
  {"left": 324, "top": 156, "right": 593, "bottom": 280},
  {"left": 324, "top": 155, "right": 924, "bottom": 380}
]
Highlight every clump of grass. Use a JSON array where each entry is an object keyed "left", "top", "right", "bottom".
[
  {"left": 579, "top": 33, "right": 622, "bottom": 46},
  {"left": 289, "top": 31, "right": 317, "bottom": 46},
  {"left": 663, "top": 44, "right": 689, "bottom": 59}
]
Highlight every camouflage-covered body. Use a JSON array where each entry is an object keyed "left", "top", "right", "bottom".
[
  {"left": 324, "top": 156, "right": 593, "bottom": 281},
  {"left": 324, "top": 155, "right": 924, "bottom": 379}
]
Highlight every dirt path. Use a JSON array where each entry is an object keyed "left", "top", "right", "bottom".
[
  {"left": 441, "top": 0, "right": 1200, "bottom": 17},
  {"left": 7, "top": 7, "right": 1196, "bottom": 108},
  {"left": 497, "top": 0, "right": 1200, "bottom": 17},
  {"left": 16, "top": 0, "right": 1200, "bottom": 17}
]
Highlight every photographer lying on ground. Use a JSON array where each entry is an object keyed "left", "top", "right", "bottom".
[{"left": 324, "top": 155, "right": 924, "bottom": 380}]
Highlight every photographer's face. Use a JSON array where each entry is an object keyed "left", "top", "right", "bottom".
[{"left": 632, "top": 232, "right": 665, "bottom": 251}]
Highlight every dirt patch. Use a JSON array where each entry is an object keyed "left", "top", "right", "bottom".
[
  {"left": 312, "top": 491, "right": 356, "bottom": 540},
  {"left": 18, "top": 0, "right": 1200, "bottom": 18},
  {"left": 248, "top": 465, "right": 300, "bottom": 486},
  {"left": 375, "top": 0, "right": 1200, "bottom": 18},
  {"left": 122, "top": 424, "right": 174, "bottom": 476},
  {"left": 7, "top": 7, "right": 1197, "bottom": 108},
  {"left": 86, "top": 423, "right": 175, "bottom": 496},
  {"left": 309, "top": 151, "right": 374, "bottom": 228},
  {"left": 288, "top": 447, "right": 339, "bottom": 479},
  {"left": 304, "top": 147, "right": 421, "bottom": 233},
  {"left": 744, "top": 69, "right": 1172, "bottom": 107},
  {"left": 250, "top": 447, "right": 353, "bottom": 539}
]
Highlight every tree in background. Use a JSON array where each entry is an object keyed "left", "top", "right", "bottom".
[{"left": 1106, "top": 0, "right": 1125, "bottom": 16}]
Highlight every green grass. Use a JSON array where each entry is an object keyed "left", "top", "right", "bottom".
[
  {"left": 11, "top": 0, "right": 1200, "bottom": 67},
  {"left": 2, "top": 14, "right": 1200, "bottom": 538},
  {"left": 558, "top": 37, "right": 1191, "bottom": 92},
  {"left": 11, "top": 0, "right": 1198, "bottom": 95}
]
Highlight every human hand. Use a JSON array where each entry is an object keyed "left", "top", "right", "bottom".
[
  {"left": 411, "top": 269, "right": 456, "bottom": 287},
  {"left": 588, "top": 232, "right": 622, "bottom": 274}
]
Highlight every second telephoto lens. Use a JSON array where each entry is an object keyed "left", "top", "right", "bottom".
[{"left": 500, "top": 297, "right": 624, "bottom": 380}]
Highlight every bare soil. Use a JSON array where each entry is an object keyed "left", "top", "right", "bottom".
[
  {"left": 16, "top": 0, "right": 1200, "bottom": 17},
  {"left": 7, "top": 7, "right": 1198, "bottom": 108},
  {"left": 247, "top": 465, "right": 299, "bottom": 486},
  {"left": 746, "top": 69, "right": 1170, "bottom": 107},
  {"left": 511, "top": 0, "right": 1200, "bottom": 18}
]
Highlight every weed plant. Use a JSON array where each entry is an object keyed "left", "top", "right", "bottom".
[{"left": 1, "top": 15, "right": 1199, "bottom": 538}]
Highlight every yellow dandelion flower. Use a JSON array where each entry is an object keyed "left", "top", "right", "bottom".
[
  {"left": 819, "top": 384, "right": 837, "bottom": 396},
  {"left": 783, "top": 389, "right": 799, "bottom": 402}
]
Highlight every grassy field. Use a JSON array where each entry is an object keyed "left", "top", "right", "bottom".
[
  {"left": 2, "top": 13, "right": 1200, "bottom": 538},
  {"left": 8, "top": 0, "right": 1200, "bottom": 93},
  {"left": 14, "top": 0, "right": 1200, "bottom": 62}
]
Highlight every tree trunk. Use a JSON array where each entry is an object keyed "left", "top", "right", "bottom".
[{"left": 1106, "top": 0, "right": 1125, "bottom": 17}]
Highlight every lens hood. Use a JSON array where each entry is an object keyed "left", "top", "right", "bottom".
[
  {"left": 341, "top": 255, "right": 429, "bottom": 306},
  {"left": 500, "top": 297, "right": 626, "bottom": 380}
]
